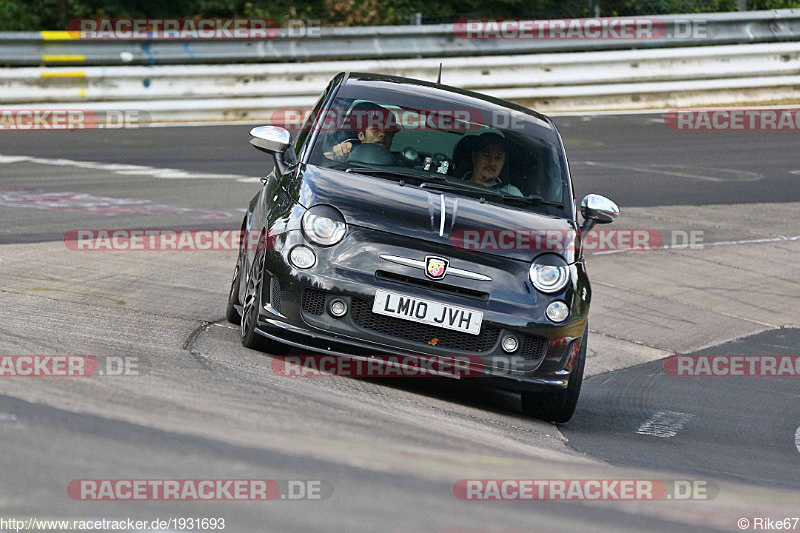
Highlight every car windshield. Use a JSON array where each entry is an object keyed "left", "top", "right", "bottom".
[{"left": 307, "top": 80, "right": 569, "bottom": 211}]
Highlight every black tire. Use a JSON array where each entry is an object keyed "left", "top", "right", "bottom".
[
  {"left": 521, "top": 326, "right": 587, "bottom": 424},
  {"left": 226, "top": 216, "right": 248, "bottom": 325},
  {"left": 239, "top": 234, "right": 289, "bottom": 354},
  {"left": 225, "top": 247, "right": 244, "bottom": 324}
]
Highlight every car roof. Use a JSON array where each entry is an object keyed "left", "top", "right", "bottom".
[{"left": 343, "top": 72, "right": 555, "bottom": 130}]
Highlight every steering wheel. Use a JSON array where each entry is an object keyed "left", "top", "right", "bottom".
[{"left": 347, "top": 143, "right": 398, "bottom": 166}]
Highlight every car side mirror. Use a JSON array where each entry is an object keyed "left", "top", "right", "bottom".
[
  {"left": 249, "top": 126, "right": 298, "bottom": 177},
  {"left": 580, "top": 194, "right": 619, "bottom": 232}
]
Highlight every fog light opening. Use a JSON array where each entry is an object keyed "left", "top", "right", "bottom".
[
  {"left": 289, "top": 245, "right": 316, "bottom": 269},
  {"left": 546, "top": 301, "right": 570, "bottom": 323},
  {"left": 329, "top": 298, "right": 348, "bottom": 317},
  {"left": 501, "top": 335, "right": 519, "bottom": 353}
]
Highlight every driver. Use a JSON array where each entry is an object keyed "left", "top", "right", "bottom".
[
  {"left": 466, "top": 132, "right": 523, "bottom": 196},
  {"left": 325, "top": 102, "right": 401, "bottom": 161}
]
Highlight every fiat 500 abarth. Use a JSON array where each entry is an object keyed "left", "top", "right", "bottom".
[{"left": 226, "top": 72, "right": 618, "bottom": 423}]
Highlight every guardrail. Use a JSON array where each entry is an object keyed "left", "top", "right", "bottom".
[
  {"left": 1, "top": 10, "right": 799, "bottom": 118},
  {"left": 1, "top": 10, "right": 800, "bottom": 66},
  {"left": 1, "top": 41, "right": 799, "bottom": 118},
  {"left": 3, "top": 42, "right": 799, "bottom": 104}
]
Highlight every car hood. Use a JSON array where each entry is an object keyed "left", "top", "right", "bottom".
[{"left": 293, "top": 165, "right": 578, "bottom": 263}]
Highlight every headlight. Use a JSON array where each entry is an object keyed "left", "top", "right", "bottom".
[
  {"left": 302, "top": 205, "right": 346, "bottom": 246},
  {"left": 529, "top": 255, "right": 570, "bottom": 293}
]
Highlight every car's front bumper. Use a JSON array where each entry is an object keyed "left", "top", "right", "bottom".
[{"left": 252, "top": 227, "right": 590, "bottom": 391}]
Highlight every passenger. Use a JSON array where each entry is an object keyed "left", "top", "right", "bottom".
[
  {"left": 466, "top": 133, "right": 523, "bottom": 196},
  {"left": 325, "top": 102, "right": 401, "bottom": 161}
]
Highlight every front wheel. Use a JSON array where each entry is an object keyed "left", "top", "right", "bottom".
[
  {"left": 521, "top": 326, "right": 587, "bottom": 424},
  {"left": 225, "top": 248, "right": 244, "bottom": 324},
  {"left": 226, "top": 216, "right": 248, "bottom": 325},
  {"left": 239, "top": 235, "right": 289, "bottom": 354}
]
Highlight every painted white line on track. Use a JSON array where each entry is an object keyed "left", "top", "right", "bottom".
[
  {"left": 147, "top": 119, "right": 266, "bottom": 128},
  {"left": 795, "top": 427, "right": 800, "bottom": 454},
  {"left": 549, "top": 104, "right": 800, "bottom": 118},
  {"left": 636, "top": 410, "right": 694, "bottom": 438},
  {"left": 592, "top": 234, "right": 800, "bottom": 255},
  {"left": 0, "top": 154, "right": 260, "bottom": 183}
]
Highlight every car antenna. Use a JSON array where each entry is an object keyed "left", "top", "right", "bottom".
[{"left": 436, "top": 63, "right": 442, "bottom": 85}]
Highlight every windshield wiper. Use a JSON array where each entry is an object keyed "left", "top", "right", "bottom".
[
  {"left": 345, "top": 166, "right": 442, "bottom": 182},
  {"left": 416, "top": 181, "right": 562, "bottom": 206},
  {"left": 498, "top": 193, "right": 542, "bottom": 204},
  {"left": 344, "top": 166, "right": 563, "bottom": 207},
  {"left": 480, "top": 189, "right": 564, "bottom": 207},
  {"left": 414, "top": 180, "right": 480, "bottom": 194}
]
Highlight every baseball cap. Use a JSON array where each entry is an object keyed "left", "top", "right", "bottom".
[
  {"left": 475, "top": 132, "right": 511, "bottom": 152},
  {"left": 346, "top": 102, "right": 401, "bottom": 133}
]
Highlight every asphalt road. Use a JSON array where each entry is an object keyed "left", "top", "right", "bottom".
[
  {"left": 564, "top": 328, "right": 800, "bottom": 491},
  {"left": 1, "top": 114, "right": 799, "bottom": 532},
  {"left": 0, "top": 112, "right": 798, "bottom": 223}
]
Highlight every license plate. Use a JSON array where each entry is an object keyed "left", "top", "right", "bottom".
[{"left": 372, "top": 290, "right": 483, "bottom": 335}]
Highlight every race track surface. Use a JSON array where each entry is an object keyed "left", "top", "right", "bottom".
[{"left": 0, "top": 113, "right": 798, "bottom": 532}]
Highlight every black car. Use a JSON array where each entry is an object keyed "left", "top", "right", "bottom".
[{"left": 226, "top": 72, "right": 618, "bottom": 423}]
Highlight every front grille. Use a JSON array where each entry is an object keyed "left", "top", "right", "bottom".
[
  {"left": 375, "top": 270, "right": 489, "bottom": 301},
  {"left": 270, "top": 277, "right": 282, "bottom": 313},
  {"left": 520, "top": 334, "right": 548, "bottom": 361},
  {"left": 302, "top": 288, "right": 327, "bottom": 315},
  {"left": 351, "top": 297, "right": 500, "bottom": 352}
]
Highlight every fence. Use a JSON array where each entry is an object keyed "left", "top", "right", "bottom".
[
  {"left": 2, "top": 10, "right": 799, "bottom": 66},
  {"left": 1, "top": 10, "right": 799, "bottom": 118}
]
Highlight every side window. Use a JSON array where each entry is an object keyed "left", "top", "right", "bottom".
[{"left": 294, "top": 76, "right": 341, "bottom": 161}]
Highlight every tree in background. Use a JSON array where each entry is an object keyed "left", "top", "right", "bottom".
[{"left": 1, "top": 0, "right": 799, "bottom": 31}]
